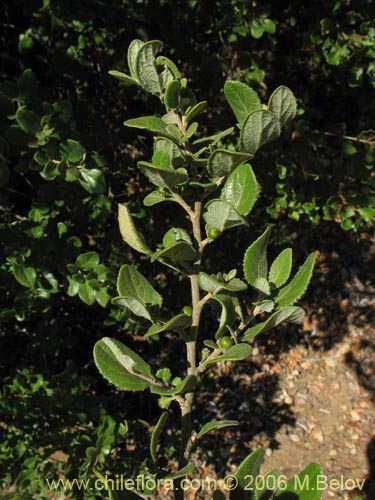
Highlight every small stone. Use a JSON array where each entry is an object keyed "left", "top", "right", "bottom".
[
  {"left": 329, "top": 449, "right": 337, "bottom": 456},
  {"left": 265, "top": 448, "right": 272, "bottom": 457},
  {"left": 289, "top": 433, "right": 300, "bottom": 443}
]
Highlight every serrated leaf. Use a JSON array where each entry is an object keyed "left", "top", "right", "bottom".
[
  {"left": 144, "top": 313, "right": 191, "bottom": 338},
  {"left": 13, "top": 264, "right": 36, "bottom": 288},
  {"left": 224, "top": 81, "right": 262, "bottom": 125},
  {"left": 230, "top": 449, "right": 265, "bottom": 500},
  {"left": 185, "top": 101, "right": 207, "bottom": 123},
  {"left": 274, "top": 463, "right": 323, "bottom": 500},
  {"left": 108, "top": 70, "right": 139, "bottom": 86},
  {"left": 15, "top": 108, "right": 41, "bottom": 135},
  {"left": 207, "top": 149, "right": 252, "bottom": 180},
  {"left": 138, "top": 161, "right": 188, "bottom": 188},
  {"left": 212, "top": 293, "right": 238, "bottom": 338},
  {"left": 118, "top": 204, "right": 153, "bottom": 255},
  {"left": 203, "top": 199, "right": 248, "bottom": 232},
  {"left": 253, "top": 277, "right": 271, "bottom": 295},
  {"left": 94, "top": 337, "right": 153, "bottom": 391},
  {"left": 205, "top": 343, "right": 252, "bottom": 366},
  {"left": 269, "top": 248, "right": 292, "bottom": 287},
  {"left": 151, "top": 241, "right": 196, "bottom": 264},
  {"left": 276, "top": 253, "right": 316, "bottom": 308},
  {"left": 150, "top": 412, "right": 168, "bottom": 464},
  {"left": 199, "top": 273, "right": 247, "bottom": 294},
  {"left": 136, "top": 40, "right": 163, "bottom": 94},
  {"left": 197, "top": 420, "right": 239, "bottom": 439},
  {"left": 268, "top": 86, "right": 297, "bottom": 128},
  {"left": 127, "top": 39, "right": 144, "bottom": 80},
  {"left": 150, "top": 374, "right": 197, "bottom": 396},
  {"left": 221, "top": 163, "right": 259, "bottom": 216},
  {"left": 243, "top": 227, "right": 271, "bottom": 286},
  {"left": 242, "top": 306, "right": 305, "bottom": 341},
  {"left": 240, "top": 109, "right": 281, "bottom": 155}
]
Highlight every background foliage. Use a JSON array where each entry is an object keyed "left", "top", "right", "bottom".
[{"left": 1, "top": 0, "right": 375, "bottom": 497}]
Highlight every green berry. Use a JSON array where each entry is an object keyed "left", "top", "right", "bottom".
[
  {"left": 207, "top": 227, "right": 222, "bottom": 239},
  {"left": 218, "top": 336, "right": 234, "bottom": 349},
  {"left": 182, "top": 305, "right": 193, "bottom": 316}
]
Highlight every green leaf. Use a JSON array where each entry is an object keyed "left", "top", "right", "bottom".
[
  {"left": 151, "top": 241, "right": 197, "bottom": 264},
  {"left": 150, "top": 374, "right": 197, "bottom": 396},
  {"left": 144, "top": 313, "right": 192, "bottom": 338},
  {"left": 164, "top": 79, "right": 180, "bottom": 108},
  {"left": 240, "top": 110, "right": 281, "bottom": 155},
  {"left": 60, "top": 139, "right": 85, "bottom": 163},
  {"left": 276, "top": 253, "right": 316, "bottom": 308},
  {"left": 224, "top": 81, "right": 262, "bottom": 125},
  {"left": 204, "top": 199, "right": 248, "bottom": 232},
  {"left": 242, "top": 306, "right": 305, "bottom": 341},
  {"left": 155, "top": 55, "right": 181, "bottom": 79},
  {"left": 268, "top": 86, "right": 297, "bottom": 128},
  {"left": 150, "top": 412, "right": 168, "bottom": 463},
  {"left": 118, "top": 203, "right": 153, "bottom": 255},
  {"left": 205, "top": 344, "right": 252, "bottom": 366},
  {"left": 269, "top": 248, "right": 292, "bottom": 287},
  {"left": 108, "top": 70, "right": 139, "bottom": 86},
  {"left": 274, "top": 463, "right": 323, "bottom": 500},
  {"left": 154, "top": 138, "right": 185, "bottom": 167},
  {"left": 180, "top": 122, "right": 198, "bottom": 143},
  {"left": 163, "top": 463, "right": 195, "bottom": 480},
  {"left": 197, "top": 420, "right": 239, "bottom": 439},
  {"left": 135, "top": 40, "right": 163, "bottom": 94},
  {"left": 199, "top": 273, "right": 247, "bottom": 294},
  {"left": 230, "top": 449, "right": 265, "bottom": 500},
  {"left": 254, "top": 469, "right": 280, "bottom": 500},
  {"left": 78, "top": 168, "right": 106, "bottom": 194},
  {"left": 143, "top": 191, "right": 173, "bottom": 206},
  {"left": 221, "top": 163, "right": 259, "bottom": 216},
  {"left": 163, "top": 227, "right": 192, "bottom": 247},
  {"left": 114, "top": 265, "right": 162, "bottom": 320},
  {"left": 212, "top": 293, "right": 238, "bottom": 338},
  {"left": 15, "top": 108, "right": 40, "bottom": 135},
  {"left": 138, "top": 161, "right": 187, "bottom": 188},
  {"left": 193, "top": 127, "right": 234, "bottom": 146},
  {"left": 78, "top": 281, "right": 97, "bottom": 305},
  {"left": 127, "top": 39, "right": 144, "bottom": 80},
  {"left": 13, "top": 264, "right": 36, "bottom": 288},
  {"left": 6, "top": 125, "right": 31, "bottom": 146},
  {"left": 125, "top": 116, "right": 169, "bottom": 136},
  {"left": 94, "top": 337, "right": 153, "bottom": 391},
  {"left": 76, "top": 251, "right": 100, "bottom": 270},
  {"left": 185, "top": 101, "right": 207, "bottom": 123},
  {"left": 207, "top": 149, "right": 252, "bottom": 180},
  {"left": 243, "top": 228, "right": 271, "bottom": 286}
]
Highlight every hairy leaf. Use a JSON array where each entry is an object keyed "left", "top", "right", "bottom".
[
  {"left": 144, "top": 313, "right": 192, "bottom": 338},
  {"left": 199, "top": 272, "right": 247, "bottom": 294},
  {"left": 243, "top": 227, "right": 271, "bottom": 286},
  {"left": 185, "top": 101, "right": 207, "bottom": 123},
  {"left": 162, "top": 227, "right": 192, "bottom": 247},
  {"left": 135, "top": 40, "right": 163, "bottom": 94},
  {"left": 124, "top": 116, "right": 169, "bottom": 136},
  {"left": 276, "top": 253, "right": 316, "bottom": 307},
  {"left": 224, "top": 81, "right": 262, "bottom": 125},
  {"left": 94, "top": 337, "right": 153, "bottom": 391},
  {"left": 108, "top": 70, "right": 139, "bottom": 86},
  {"left": 274, "top": 463, "right": 323, "bottom": 500},
  {"left": 221, "top": 163, "right": 259, "bottom": 216},
  {"left": 269, "top": 248, "right": 292, "bottom": 287},
  {"left": 240, "top": 109, "right": 281, "bottom": 155},
  {"left": 197, "top": 420, "right": 239, "bottom": 439},
  {"left": 268, "top": 85, "right": 297, "bottom": 128},
  {"left": 138, "top": 162, "right": 188, "bottom": 188},
  {"left": 207, "top": 149, "right": 251, "bottom": 180},
  {"left": 203, "top": 199, "right": 248, "bottom": 231},
  {"left": 205, "top": 343, "right": 252, "bottom": 366},
  {"left": 150, "top": 375, "right": 197, "bottom": 396},
  {"left": 150, "top": 412, "right": 168, "bottom": 463},
  {"left": 242, "top": 306, "right": 305, "bottom": 341},
  {"left": 151, "top": 241, "right": 196, "bottom": 264},
  {"left": 230, "top": 449, "right": 265, "bottom": 500},
  {"left": 127, "top": 39, "right": 144, "bottom": 80},
  {"left": 118, "top": 203, "right": 153, "bottom": 255}
]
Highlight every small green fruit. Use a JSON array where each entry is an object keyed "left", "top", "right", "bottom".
[
  {"left": 182, "top": 305, "right": 193, "bottom": 316},
  {"left": 207, "top": 227, "right": 222, "bottom": 239},
  {"left": 218, "top": 336, "right": 234, "bottom": 349}
]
